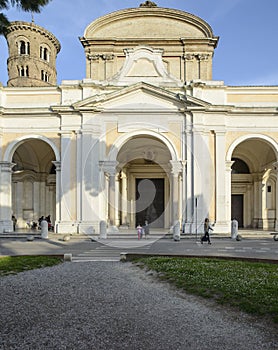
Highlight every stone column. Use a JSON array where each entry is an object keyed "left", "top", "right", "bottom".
[
  {"left": 76, "top": 131, "right": 82, "bottom": 224},
  {"left": 181, "top": 160, "right": 187, "bottom": 230},
  {"left": 252, "top": 173, "right": 263, "bottom": 228},
  {"left": 0, "top": 162, "right": 15, "bottom": 233},
  {"left": 184, "top": 115, "right": 194, "bottom": 233},
  {"left": 33, "top": 180, "right": 41, "bottom": 221},
  {"left": 192, "top": 126, "right": 211, "bottom": 233},
  {"left": 15, "top": 181, "right": 23, "bottom": 226},
  {"left": 0, "top": 130, "right": 3, "bottom": 160},
  {"left": 170, "top": 160, "right": 182, "bottom": 224},
  {"left": 247, "top": 183, "right": 253, "bottom": 228},
  {"left": 101, "top": 161, "right": 119, "bottom": 228},
  {"left": 273, "top": 162, "right": 278, "bottom": 230},
  {"left": 225, "top": 160, "right": 234, "bottom": 231},
  {"left": 79, "top": 126, "right": 101, "bottom": 234},
  {"left": 48, "top": 184, "right": 55, "bottom": 225},
  {"left": 184, "top": 54, "right": 195, "bottom": 81},
  {"left": 60, "top": 132, "right": 73, "bottom": 222},
  {"left": 102, "top": 54, "right": 114, "bottom": 80},
  {"left": 87, "top": 54, "right": 100, "bottom": 80},
  {"left": 170, "top": 161, "right": 182, "bottom": 240},
  {"left": 115, "top": 173, "right": 120, "bottom": 226},
  {"left": 120, "top": 170, "right": 128, "bottom": 226},
  {"left": 197, "top": 53, "right": 211, "bottom": 80},
  {"left": 108, "top": 172, "right": 116, "bottom": 226},
  {"left": 215, "top": 131, "right": 229, "bottom": 232},
  {"left": 52, "top": 161, "right": 61, "bottom": 229}
]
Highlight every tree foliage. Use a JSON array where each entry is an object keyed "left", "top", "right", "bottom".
[{"left": 0, "top": 0, "right": 52, "bottom": 35}]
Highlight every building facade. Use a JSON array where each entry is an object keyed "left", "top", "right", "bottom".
[{"left": 0, "top": 2, "right": 277, "bottom": 235}]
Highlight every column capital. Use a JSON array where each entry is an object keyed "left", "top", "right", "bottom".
[
  {"left": 0, "top": 161, "right": 16, "bottom": 173},
  {"left": 183, "top": 54, "right": 195, "bottom": 61},
  {"left": 197, "top": 53, "right": 211, "bottom": 61},
  {"left": 87, "top": 54, "right": 100, "bottom": 61},
  {"left": 214, "top": 129, "right": 226, "bottom": 136},
  {"left": 170, "top": 160, "right": 183, "bottom": 176},
  {"left": 225, "top": 160, "right": 234, "bottom": 172},
  {"left": 99, "top": 161, "right": 119, "bottom": 176},
  {"left": 52, "top": 161, "right": 61, "bottom": 172}
]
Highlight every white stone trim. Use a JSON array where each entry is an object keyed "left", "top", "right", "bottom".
[
  {"left": 227, "top": 134, "right": 278, "bottom": 161},
  {"left": 3, "top": 134, "right": 60, "bottom": 162}
]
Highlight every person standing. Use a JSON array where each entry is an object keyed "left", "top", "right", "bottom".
[
  {"left": 12, "top": 215, "right": 17, "bottom": 231},
  {"left": 136, "top": 224, "right": 143, "bottom": 240},
  {"left": 143, "top": 220, "right": 149, "bottom": 239},
  {"left": 201, "top": 218, "right": 213, "bottom": 245}
]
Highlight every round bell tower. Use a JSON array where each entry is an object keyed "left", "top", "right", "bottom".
[{"left": 5, "top": 21, "right": 61, "bottom": 87}]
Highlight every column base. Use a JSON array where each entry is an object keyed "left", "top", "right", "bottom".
[
  {"left": 213, "top": 221, "right": 230, "bottom": 235},
  {"left": 56, "top": 221, "right": 100, "bottom": 235},
  {"left": 0, "top": 220, "right": 13, "bottom": 233},
  {"left": 55, "top": 222, "right": 79, "bottom": 234},
  {"left": 262, "top": 218, "right": 276, "bottom": 230},
  {"left": 78, "top": 222, "right": 97, "bottom": 235},
  {"left": 107, "top": 225, "right": 119, "bottom": 233},
  {"left": 182, "top": 222, "right": 193, "bottom": 234}
]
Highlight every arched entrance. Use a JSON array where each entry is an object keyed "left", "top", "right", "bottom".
[
  {"left": 229, "top": 136, "right": 278, "bottom": 229},
  {"left": 105, "top": 133, "right": 181, "bottom": 229},
  {"left": 10, "top": 137, "right": 57, "bottom": 230},
  {"left": 117, "top": 135, "right": 171, "bottom": 228}
]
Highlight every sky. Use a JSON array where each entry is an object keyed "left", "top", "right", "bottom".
[{"left": 1, "top": 0, "right": 278, "bottom": 86}]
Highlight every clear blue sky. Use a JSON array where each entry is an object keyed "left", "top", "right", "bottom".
[{"left": 1, "top": 0, "right": 278, "bottom": 86}]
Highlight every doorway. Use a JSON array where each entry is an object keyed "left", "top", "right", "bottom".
[
  {"left": 231, "top": 194, "right": 243, "bottom": 227},
  {"left": 136, "top": 178, "right": 164, "bottom": 228}
]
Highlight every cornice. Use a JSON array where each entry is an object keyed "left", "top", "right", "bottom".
[
  {"left": 7, "top": 21, "right": 61, "bottom": 53},
  {"left": 83, "top": 7, "right": 217, "bottom": 41}
]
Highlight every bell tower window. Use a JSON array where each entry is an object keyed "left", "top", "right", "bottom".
[
  {"left": 40, "top": 46, "right": 50, "bottom": 62},
  {"left": 19, "top": 40, "right": 30, "bottom": 55},
  {"left": 41, "top": 70, "right": 49, "bottom": 82},
  {"left": 18, "top": 65, "right": 29, "bottom": 77}
]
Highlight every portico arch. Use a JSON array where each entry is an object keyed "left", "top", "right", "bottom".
[
  {"left": 227, "top": 134, "right": 278, "bottom": 161},
  {"left": 102, "top": 131, "right": 182, "bottom": 229},
  {"left": 3, "top": 134, "right": 60, "bottom": 162},
  {"left": 227, "top": 134, "right": 278, "bottom": 229},
  {"left": 2, "top": 135, "right": 60, "bottom": 231},
  {"left": 107, "top": 129, "right": 179, "bottom": 163}
]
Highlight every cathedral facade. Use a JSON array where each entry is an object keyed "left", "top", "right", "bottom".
[{"left": 0, "top": 2, "right": 277, "bottom": 235}]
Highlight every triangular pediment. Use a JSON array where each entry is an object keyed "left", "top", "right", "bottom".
[{"left": 72, "top": 82, "right": 211, "bottom": 111}]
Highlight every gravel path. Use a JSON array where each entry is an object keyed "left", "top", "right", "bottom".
[{"left": 0, "top": 261, "right": 277, "bottom": 350}]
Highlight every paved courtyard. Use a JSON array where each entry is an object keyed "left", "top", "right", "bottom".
[{"left": 0, "top": 233, "right": 277, "bottom": 262}]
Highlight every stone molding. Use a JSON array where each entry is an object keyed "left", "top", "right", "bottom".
[{"left": 7, "top": 21, "right": 61, "bottom": 52}]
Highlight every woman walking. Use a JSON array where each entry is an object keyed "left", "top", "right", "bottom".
[{"left": 201, "top": 218, "right": 213, "bottom": 244}]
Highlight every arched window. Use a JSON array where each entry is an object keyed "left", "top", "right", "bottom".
[
  {"left": 40, "top": 45, "right": 50, "bottom": 61},
  {"left": 18, "top": 65, "right": 29, "bottom": 77},
  {"left": 19, "top": 40, "right": 30, "bottom": 55},
  {"left": 41, "top": 70, "right": 49, "bottom": 82},
  {"left": 231, "top": 158, "right": 250, "bottom": 174}
]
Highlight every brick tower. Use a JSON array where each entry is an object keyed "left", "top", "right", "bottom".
[{"left": 5, "top": 21, "right": 61, "bottom": 87}]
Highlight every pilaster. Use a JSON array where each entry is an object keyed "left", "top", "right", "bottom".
[
  {"left": 170, "top": 160, "right": 182, "bottom": 225},
  {"left": 100, "top": 160, "right": 119, "bottom": 229},
  {"left": 0, "top": 162, "right": 15, "bottom": 233},
  {"left": 273, "top": 162, "right": 278, "bottom": 230},
  {"left": 215, "top": 130, "right": 229, "bottom": 233}
]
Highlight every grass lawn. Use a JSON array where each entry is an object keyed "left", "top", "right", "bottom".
[
  {"left": 0, "top": 255, "right": 63, "bottom": 276},
  {"left": 134, "top": 257, "right": 278, "bottom": 323}
]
